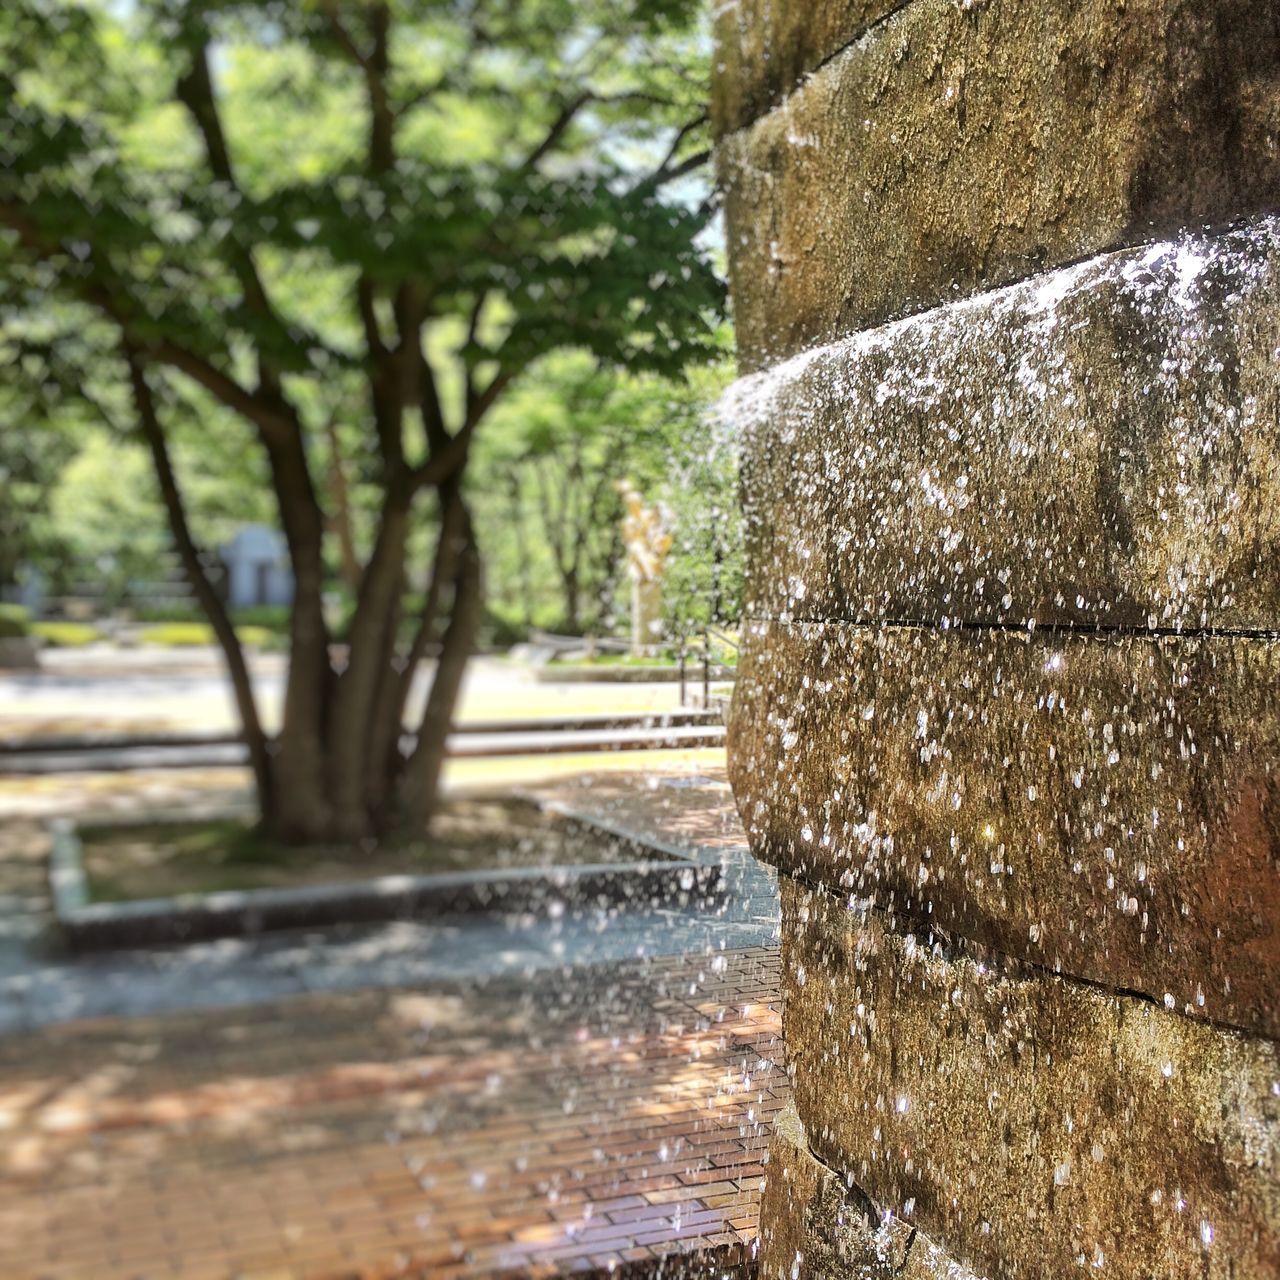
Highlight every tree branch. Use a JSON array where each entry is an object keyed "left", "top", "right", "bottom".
[
  {"left": 634, "top": 147, "right": 713, "bottom": 196},
  {"left": 322, "top": 5, "right": 369, "bottom": 69},
  {"left": 522, "top": 92, "right": 593, "bottom": 171},
  {"left": 0, "top": 201, "right": 295, "bottom": 442},
  {"left": 418, "top": 352, "right": 449, "bottom": 455},
  {"left": 122, "top": 339, "right": 273, "bottom": 810},
  {"left": 466, "top": 366, "right": 514, "bottom": 429},
  {"left": 655, "top": 111, "right": 708, "bottom": 175},
  {"left": 357, "top": 277, "right": 388, "bottom": 360},
  {"left": 175, "top": 36, "right": 287, "bottom": 395},
  {"left": 152, "top": 338, "right": 295, "bottom": 437},
  {"left": 366, "top": 3, "right": 395, "bottom": 173},
  {"left": 323, "top": 1, "right": 395, "bottom": 172},
  {"left": 323, "top": 415, "right": 363, "bottom": 591}
]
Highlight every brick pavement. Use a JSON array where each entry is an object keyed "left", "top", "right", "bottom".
[{"left": 0, "top": 946, "right": 783, "bottom": 1280}]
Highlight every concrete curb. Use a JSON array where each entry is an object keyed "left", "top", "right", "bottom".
[
  {"left": 0, "top": 711, "right": 724, "bottom": 756},
  {"left": 47, "top": 806, "right": 725, "bottom": 951},
  {"left": 533, "top": 664, "right": 737, "bottom": 684},
  {"left": 2, "top": 722, "right": 729, "bottom": 777}
]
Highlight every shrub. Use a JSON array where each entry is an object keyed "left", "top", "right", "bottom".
[
  {"left": 134, "top": 604, "right": 290, "bottom": 634},
  {"left": 138, "top": 623, "right": 277, "bottom": 649},
  {"left": 32, "top": 621, "right": 102, "bottom": 647},
  {"left": 133, "top": 603, "right": 203, "bottom": 624},
  {"left": 235, "top": 626, "right": 277, "bottom": 649},
  {"left": 136, "top": 623, "right": 213, "bottom": 647},
  {"left": 0, "top": 605, "right": 30, "bottom": 639},
  {"left": 479, "top": 601, "right": 568, "bottom": 650},
  {"left": 482, "top": 602, "right": 529, "bottom": 649},
  {"left": 229, "top": 605, "right": 291, "bottom": 633}
]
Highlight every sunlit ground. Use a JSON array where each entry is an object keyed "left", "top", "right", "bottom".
[{"left": 0, "top": 650, "right": 693, "bottom": 740}]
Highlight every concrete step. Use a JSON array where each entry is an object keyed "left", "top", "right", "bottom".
[{"left": 0, "top": 724, "right": 727, "bottom": 775}]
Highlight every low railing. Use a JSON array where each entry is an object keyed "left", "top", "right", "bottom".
[{"left": 677, "top": 625, "right": 739, "bottom": 709}]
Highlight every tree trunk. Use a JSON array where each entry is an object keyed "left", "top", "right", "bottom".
[
  {"left": 323, "top": 416, "right": 363, "bottom": 593},
  {"left": 504, "top": 469, "right": 535, "bottom": 631},
  {"left": 396, "top": 510, "right": 482, "bottom": 829},
  {"left": 259, "top": 425, "right": 335, "bottom": 843},
  {"left": 325, "top": 486, "right": 412, "bottom": 838},
  {"left": 562, "top": 567, "right": 581, "bottom": 635},
  {"left": 364, "top": 482, "right": 465, "bottom": 818}
]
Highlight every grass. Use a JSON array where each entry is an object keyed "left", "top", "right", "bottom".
[
  {"left": 31, "top": 621, "right": 103, "bottom": 647},
  {"left": 551, "top": 651, "right": 738, "bottom": 670},
  {"left": 555, "top": 652, "right": 677, "bottom": 667},
  {"left": 78, "top": 796, "right": 669, "bottom": 902}
]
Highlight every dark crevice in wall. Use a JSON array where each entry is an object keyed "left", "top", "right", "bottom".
[
  {"left": 787, "top": 872, "right": 1280, "bottom": 1047},
  {"left": 796, "top": 1133, "right": 927, "bottom": 1276},
  {"left": 892, "top": 1228, "right": 920, "bottom": 1278},
  {"left": 745, "top": 613, "right": 1280, "bottom": 644},
  {"left": 804, "top": 0, "right": 924, "bottom": 99}
]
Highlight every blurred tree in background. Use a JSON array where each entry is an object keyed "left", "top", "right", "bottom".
[
  {"left": 0, "top": 0, "right": 724, "bottom": 843},
  {"left": 473, "top": 339, "right": 738, "bottom": 644}
]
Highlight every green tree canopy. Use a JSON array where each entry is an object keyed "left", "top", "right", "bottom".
[{"left": 0, "top": 0, "right": 723, "bottom": 842}]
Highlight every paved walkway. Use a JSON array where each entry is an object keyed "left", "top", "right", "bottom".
[{"left": 0, "top": 946, "right": 782, "bottom": 1280}]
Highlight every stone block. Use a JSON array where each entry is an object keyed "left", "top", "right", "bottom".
[
  {"left": 781, "top": 877, "right": 1280, "bottom": 1280},
  {"left": 712, "top": 0, "right": 898, "bottom": 136},
  {"left": 729, "top": 621, "right": 1280, "bottom": 1037},
  {"left": 0, "top": 637, "right": 39, "bottom": 671},
  {"left": 759, "top": 1103, "right": 983, "bottom": 1279},
  {"left": 717, "top": 0, "right": 1280, "bottom": 366},
  {"left": 728, "top": 219, "right": 1280, "bottom": 633}
]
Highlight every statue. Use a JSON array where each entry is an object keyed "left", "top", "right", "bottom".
[{"left": 617, "top": 480, "right": 672, "bottom": 655}]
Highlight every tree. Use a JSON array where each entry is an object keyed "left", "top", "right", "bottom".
[
  {"left": 480, "top": 356, "right": 641, "bottom": 637},
  {"left": 475, "top": 342, "right": 739, "bottom": 642},
  {"left": 0, "top": 0, "right": 722, "bottom": 843}
]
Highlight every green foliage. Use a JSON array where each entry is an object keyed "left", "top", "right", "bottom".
[
  {"left": 473, "top": 338, "right": 740, "bottom": 640},
  {"left": 49, "top": 433, "right": 169, "bottom": 592},
  {"left": 480, "top": 599, "right": 566, "bottom": 649},
  {"left": 132, "top": 602, "right": 291, "bottom": 634},
  {"left": 229, "top": 604, "right": 291, "bottom": 633},
  {"left": 234, "top": 625, "right": 276, "bottom": 649},
  {"left": 0, "top": 605, "right": 30, "bottom": 639},
  {"left": 1, "top": 1, "right": 721, "bottom": 410},
  {"left": 132, "top": 602, "right": 205, "bottom": 624},
  {"left": 1, "top": 0, "right": 727, "bottom": 835}
]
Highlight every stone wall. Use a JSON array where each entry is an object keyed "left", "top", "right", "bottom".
[{"left": 716, "top": 2, "right": 1280, "bottom": 1277}]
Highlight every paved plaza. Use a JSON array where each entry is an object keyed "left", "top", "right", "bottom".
[{"left": 0, "top": 946, "right": 782, "bottom": 1280}]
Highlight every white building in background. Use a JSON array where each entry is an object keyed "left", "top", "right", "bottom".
[
  {"left": 2, "top": 564, "right": 46, "bottom": 615},
  {"left": 219, "top": 524, "right": 293, "bottom": 609}
]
